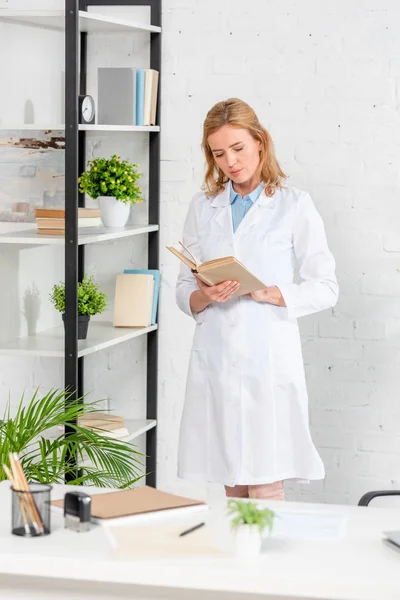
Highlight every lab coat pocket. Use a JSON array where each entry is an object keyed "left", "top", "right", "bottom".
[
  {"left": 178, "top": 349, "right": 210, "bottom": 478},
  {"left": 192, "top": 311, "right": 212, "bottom": 350},
  {"left": 183, "top": 349, "right": 210, "bottom": 437},
  {"left": 193, "top": 305, "right": 209, "bottom": 325}
]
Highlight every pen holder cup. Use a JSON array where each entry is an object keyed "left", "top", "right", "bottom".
[{"left": 11, "top": 483, "right": 52, "bottom": 537}]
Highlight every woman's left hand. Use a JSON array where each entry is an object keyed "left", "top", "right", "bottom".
[{"left": 246, "top": 286, "right": 287, "bottom": 307}]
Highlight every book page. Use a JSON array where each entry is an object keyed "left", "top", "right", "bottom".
[
  {"left": 113, "top": 274, "right": 154, "bottom": 327},
  {"left": 166, "top": 245, "right": 197, "bottom": 271},
  {"left": 198, "top": 259, "right": 267, "bottom": 297},
  {"left": 200, "top": 256, "right": 235, "bottom": 268},
  {"left": 178, "top": 241, "right": 200, "bottom": 267}
]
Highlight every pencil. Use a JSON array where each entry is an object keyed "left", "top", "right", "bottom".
[
  {"left": 2, "top": 463, "right": 31, "bottom": 535},
  {"left": 179, "top": 522, "right": 205, "bottom": 537},
  {"left": 9, "top": 453, "right": 44, "bottom": 534}
]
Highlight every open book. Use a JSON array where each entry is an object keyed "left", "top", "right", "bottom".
[{"left": 167, "top": 241, "right": 267, "bottom": 297}]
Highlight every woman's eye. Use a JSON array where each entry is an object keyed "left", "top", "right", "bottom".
[
  {"left": 215, "top": 154, "right": 223, "bottom": 158},
  {"left": 235, "top": 147, "right": 243, "bottom": 152}
]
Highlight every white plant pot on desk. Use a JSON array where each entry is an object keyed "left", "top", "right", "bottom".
[
  {"left": 98, "top": 196, "right": 130, "bottom": 228},
  {"left": 234, "top": 524, "right": 263, "bottom": 558}
]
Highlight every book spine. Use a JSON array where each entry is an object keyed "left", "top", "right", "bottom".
[
  {"left": 136, "top": 69, "right": 145, "bottom": 126},
  {"left": 150, "top": 70, "right": 159, "bottom": 126},
  {"left": 132, "top": 67, "right": 137, "bottom": 126},
  {"left": 143, "top": 69, "right": 152, "bottom": 126}
]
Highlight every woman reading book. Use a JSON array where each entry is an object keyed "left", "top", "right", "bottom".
[{"left": 176, "top": 98, "right": 338, "bottom": 501}]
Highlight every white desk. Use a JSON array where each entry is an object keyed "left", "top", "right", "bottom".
[{"left": 1, "top": 482, "right": 400, "bottom": 600}]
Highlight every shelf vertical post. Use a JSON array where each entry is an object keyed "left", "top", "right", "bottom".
[
  {"left": 65, "top": 0, "right": 80, "bottom": 482},
  {"left": 146, "top": 0, "right": 161, "bottom": 488},
  {"left": 78, "top": 28, "right": 88, "bottom": 400}
]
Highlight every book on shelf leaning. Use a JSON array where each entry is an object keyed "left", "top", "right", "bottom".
[
  {"left": 143, "top": 69, "right": 159, "bottom": 126},
  {"left": 113, "top": 274, "right": 155, "bottom": 327},
  {"left": 123, "top": 269, "right": 160, "bottom": 325},
  {"left": 167, "top": 241, "right": 267, "bottom": 297},
  {"left": 98, "top": 67, "right": 137, "bottom": 126}
]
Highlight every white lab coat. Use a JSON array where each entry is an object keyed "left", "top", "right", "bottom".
[{"left": 176, "top": 184, "right": 338, "bottom": 486}]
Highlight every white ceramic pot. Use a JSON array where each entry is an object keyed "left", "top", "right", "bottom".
[
  {"left": 234, "top": 524, "right": 263, "bottom": 558},
  {"left": 98, "top": 196, "right": 130, "bottom": 228}
]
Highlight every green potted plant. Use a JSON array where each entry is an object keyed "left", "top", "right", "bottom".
[
  {"left": 78, "top": 154, "right": 143, "bottom": 228},
  {"left": 0, "top": 388, "right": 144, "bottom": 488},
  {"left": 227, "top": 499, "right": 275, "bottom": 557},
  {"left": 49, "top": 275, "right": 107, "bottom": 339}
]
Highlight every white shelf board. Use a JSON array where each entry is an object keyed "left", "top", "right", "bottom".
[
  {"left": 0, "top": 321, "right": 157, "bottom": 358},
  {"left": 0, "top": 125, "right": 160, "bottom": 132},
  {"left": 0, "top": 224, "right": 158, "bottom": 246},
  {"left": 0, "top": 10, "right": 161, "bottom": 33},
  {"left": 123, "top": 419, "right": 157, "bottom": 442},
  {"left": 79, "top": 420, "right": 155, "bottom": 468},
  {"left": 0, "top": 125, "right": 65, "bottom": 131},
  {"left": 80, "top": 124, "right": 160, "bottom": 132}
]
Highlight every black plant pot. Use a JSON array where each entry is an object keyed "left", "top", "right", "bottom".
[{"left": 62, "top": 314, "right": 90, "bottom": 340}]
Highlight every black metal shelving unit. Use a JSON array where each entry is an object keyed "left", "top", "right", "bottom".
[
  {"left": 65, "top": 0, "right": 160, "bottom": 486},
  {"left": 0, "top": 1, "right": 160, "bottom": 486}
]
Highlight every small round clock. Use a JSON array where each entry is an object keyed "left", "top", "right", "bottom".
[{"left": 78, "top": 94, "right": 95, "bottom": 124}]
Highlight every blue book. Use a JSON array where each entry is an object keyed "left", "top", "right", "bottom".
[
  {"left": 123, "top": 269, "right": 160, "bottom": 325},
  {"left": 136, "top": 69, "right": 145, "bottom": 126}
]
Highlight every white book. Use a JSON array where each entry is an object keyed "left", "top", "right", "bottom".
[
  {"left": 113, "top": 274, "right": 154, "bottom": 327},
  {"left": 143, "top": 69, "right": 153, "bottom": 126},
  {"left": 143, "top": 69, "right": 159, "bottom": 126},
  {"left": 100, "top": 427, "right": 130, "bottom": 439}
]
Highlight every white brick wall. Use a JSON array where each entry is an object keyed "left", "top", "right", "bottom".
[
  {"left": 158, "top": 0, "right": 400, "bottom": 506},
  {"left": 1, "top": 0, "right": 400, "bottom": 507}
]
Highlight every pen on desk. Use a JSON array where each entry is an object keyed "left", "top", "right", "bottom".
[{"left": 179, "top": 522, "right": 205, "bottom": 537}]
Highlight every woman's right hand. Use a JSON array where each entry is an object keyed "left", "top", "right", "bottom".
[{"left": 195, "top": 275, "right": 240, "bottom": 303}]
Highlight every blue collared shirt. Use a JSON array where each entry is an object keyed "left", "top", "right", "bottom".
[{"left": 229, "top": 181, "right": 264, "bottom": 233}]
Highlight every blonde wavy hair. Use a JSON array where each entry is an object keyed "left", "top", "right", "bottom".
[{"left": 201, "top": 98, "right": 286, "bottom": 197}]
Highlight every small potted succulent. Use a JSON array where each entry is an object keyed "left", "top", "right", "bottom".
[
  {"left": 49, "top": 275, "right": 107, "bottom": 339},
  {"left": 227, "top": 499, "right": 275, "bottom": 557},
  {"left": 78, "top": 154, "right": 143, "bottom": 228}
]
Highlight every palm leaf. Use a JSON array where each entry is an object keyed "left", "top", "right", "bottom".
[{"left": 0, "top": 388, "right": 145, "bottom": 488}]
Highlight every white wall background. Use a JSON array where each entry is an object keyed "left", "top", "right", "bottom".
[{"left": 1, "top": 0, "right": 400, "bottom": 506}]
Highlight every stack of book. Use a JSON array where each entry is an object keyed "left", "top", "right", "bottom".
[
  {"left": 137, "top": 68, "right": 159, "bottom": 126},
  {"left": 35, "top": 207, "right": 102, "bottom": 235},
  {"left": 78, "top": 412, "right": 129, "bottom": 440},
  {"left": 113, "top": 270, "right": 160, "bottom": 328}
]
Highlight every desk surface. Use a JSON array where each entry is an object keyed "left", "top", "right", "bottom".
[{"left": 1, "top": 481, "right": 400, "bottom": 600}]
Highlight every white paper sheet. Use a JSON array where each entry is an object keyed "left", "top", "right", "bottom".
[
  {"left": 270, "top": 510, "right": 348, "bottom": 541},
  {"left": 106, "top": 523, "right": 223, "bottom": 560}
]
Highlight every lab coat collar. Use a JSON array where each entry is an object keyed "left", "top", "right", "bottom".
[
  {"left": 210, "top": 183, "right": 230, "bottom": 207},
  {"left": 211, "top": 182, "right": 277, "bottom": 209},
  {"left": 229, "top": 180, "right": 264, "bottom": 205}
]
